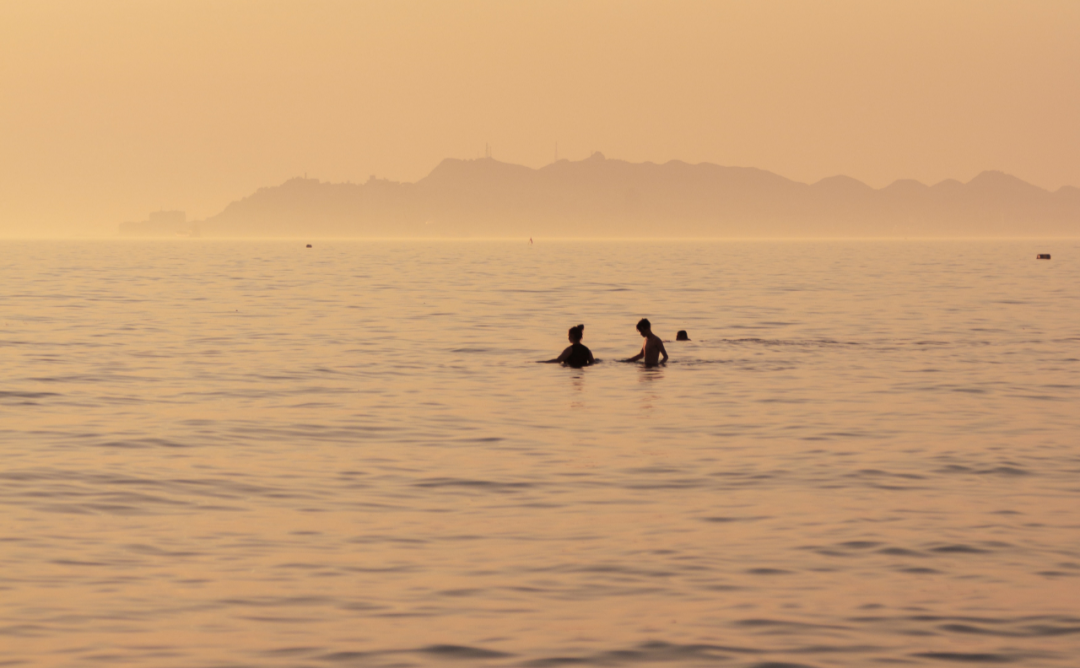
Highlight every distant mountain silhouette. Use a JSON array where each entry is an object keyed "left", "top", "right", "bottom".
[{"left": 137, "top": 154, "right": 1079, "bottom": 237}]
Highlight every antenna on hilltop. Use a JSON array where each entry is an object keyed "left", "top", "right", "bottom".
[
  {"left": 485, "top": 143, "right": 491, "bottom": 159},
  {"left": 555, "top": 141, "right": 558, "bottom": 162}
]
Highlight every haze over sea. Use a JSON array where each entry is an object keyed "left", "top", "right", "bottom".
[{"left": 2, "top": 239, "right": 1079, "bottom": 668}]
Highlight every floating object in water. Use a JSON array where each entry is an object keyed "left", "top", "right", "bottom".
[
  {"left": 306, "top": 244, "right": 313, "bottom": 248},
  {"left": 676, "top": 330, "right": 690, "bottom": 341},
  {"left": 1036, "top": 253, "right": 1050, "bottom": 260}
]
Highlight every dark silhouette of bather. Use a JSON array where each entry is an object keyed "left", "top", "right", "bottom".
[
  {"left": 622, "top": 318, "right": 668, "bottom": 366},
  {"left": 539, "top": 324, "right": 595, "bottom": 368},
  {"left": 676, "top": 330, "right": 690, "bottom": 341}
]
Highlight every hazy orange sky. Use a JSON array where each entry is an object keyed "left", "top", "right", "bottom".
[{"left": 2, "top": 0, "right": 1078, "bottom": 236}]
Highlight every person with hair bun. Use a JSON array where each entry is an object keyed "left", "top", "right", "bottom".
[{"left": 538, "top": 324, "right": 596, "bottom": 368}]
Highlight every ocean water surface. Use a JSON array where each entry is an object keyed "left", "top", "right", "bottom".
[{"left": 2, "top": 239, "right": 1079, "bottom": 667}]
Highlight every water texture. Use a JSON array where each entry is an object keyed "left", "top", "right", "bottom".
[{"left": 1, "top": 239, "right": 1078, "bottom": 667}]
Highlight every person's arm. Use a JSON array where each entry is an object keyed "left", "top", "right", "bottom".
[
  {"left": 658, "top": 340, "right": 669, "bottom": 363},
  {"left": 538, "top": 346, "right": 573, "bottom": 364},
  {"left": 586, "top": 348, "right": 596, "bottom": 365},
  {"left": 622, "top": 347, "right": 644, "bottom": 363}
]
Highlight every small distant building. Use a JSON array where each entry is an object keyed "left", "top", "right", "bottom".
[{"left": 119, "top": 210, "right": 195, "bottom": 237}]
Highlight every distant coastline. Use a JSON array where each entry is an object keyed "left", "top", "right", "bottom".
[{"left": 120, "top": 154, "right": 1080, "bottom": 238}]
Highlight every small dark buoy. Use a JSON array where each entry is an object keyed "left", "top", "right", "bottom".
[
  {"left": 306, "top": 244, "right": 312, "bottom": 248},
  {"left": 676, "top": 330, "right": 690, "bottom": 341},
  {"left": 1036, "top": 253, "right": 1050, "bottom": 260}
]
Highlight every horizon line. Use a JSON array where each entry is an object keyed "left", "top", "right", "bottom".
[{"left": 4, "top": 235, "right": 1078, "bottom": 243}]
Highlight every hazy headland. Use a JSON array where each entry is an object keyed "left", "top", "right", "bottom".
[{"left": 120, "top": 153, "right": 1080, "bottom": 239}]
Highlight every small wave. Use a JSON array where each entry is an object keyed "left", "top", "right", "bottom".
[
  {"left": 701, "top": 515, "right": 771, "bottom": 523},
  {"left": 721, "top": 338, "right": 859, "bottom": 347},
  {"left": 929, "top": 544, "right": 992, "bottom": 554},
  {"left": 421, "top": 645, "right": 513, "bottom": 659},
  {"left": 522, "top": 641, "right": 764, "bottom": 667},
  {"left": 413, "top": 477, "right": 534, "bottom": 491},
  {"left": 936, "top": 465, "right": 1030, "bottom": 476},
  {"left": 318, "top": 644, "right": 512, "bottom": 663},
  {"left": 912, "top": 651, "right": 1027, "bottom": 663},
  {"left": 97, "top": 438, "right": 193, "bottom": 449}
]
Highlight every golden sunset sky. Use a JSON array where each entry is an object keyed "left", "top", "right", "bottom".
[{"left": 1, "top": 0, "right": 1078, "bottom": 235}]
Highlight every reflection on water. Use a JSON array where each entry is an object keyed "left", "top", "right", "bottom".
[{"left": 1, "top": 239, "right": 1079, "bottom": 667}]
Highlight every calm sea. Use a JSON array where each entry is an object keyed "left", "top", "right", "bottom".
[{"left": 2, "top": 239, "right": 1079, "bottom": 668}]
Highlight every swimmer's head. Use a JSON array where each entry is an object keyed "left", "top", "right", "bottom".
[
  {"left": 568, "top": 324, "right": 584, "bottom": 342},
  {"left": 636, "top": 318, "right": 651, "bottom": 335},
  {"left": 676, "top": 330, "right": 690, "bottom": 341}
]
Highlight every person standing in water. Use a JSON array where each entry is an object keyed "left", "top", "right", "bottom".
[
  {"left": 622, "top": 318, "right": 668, "bottom": 366},
  {"left": 539, "top": 324, "right": 595, "bottom": 368}
]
